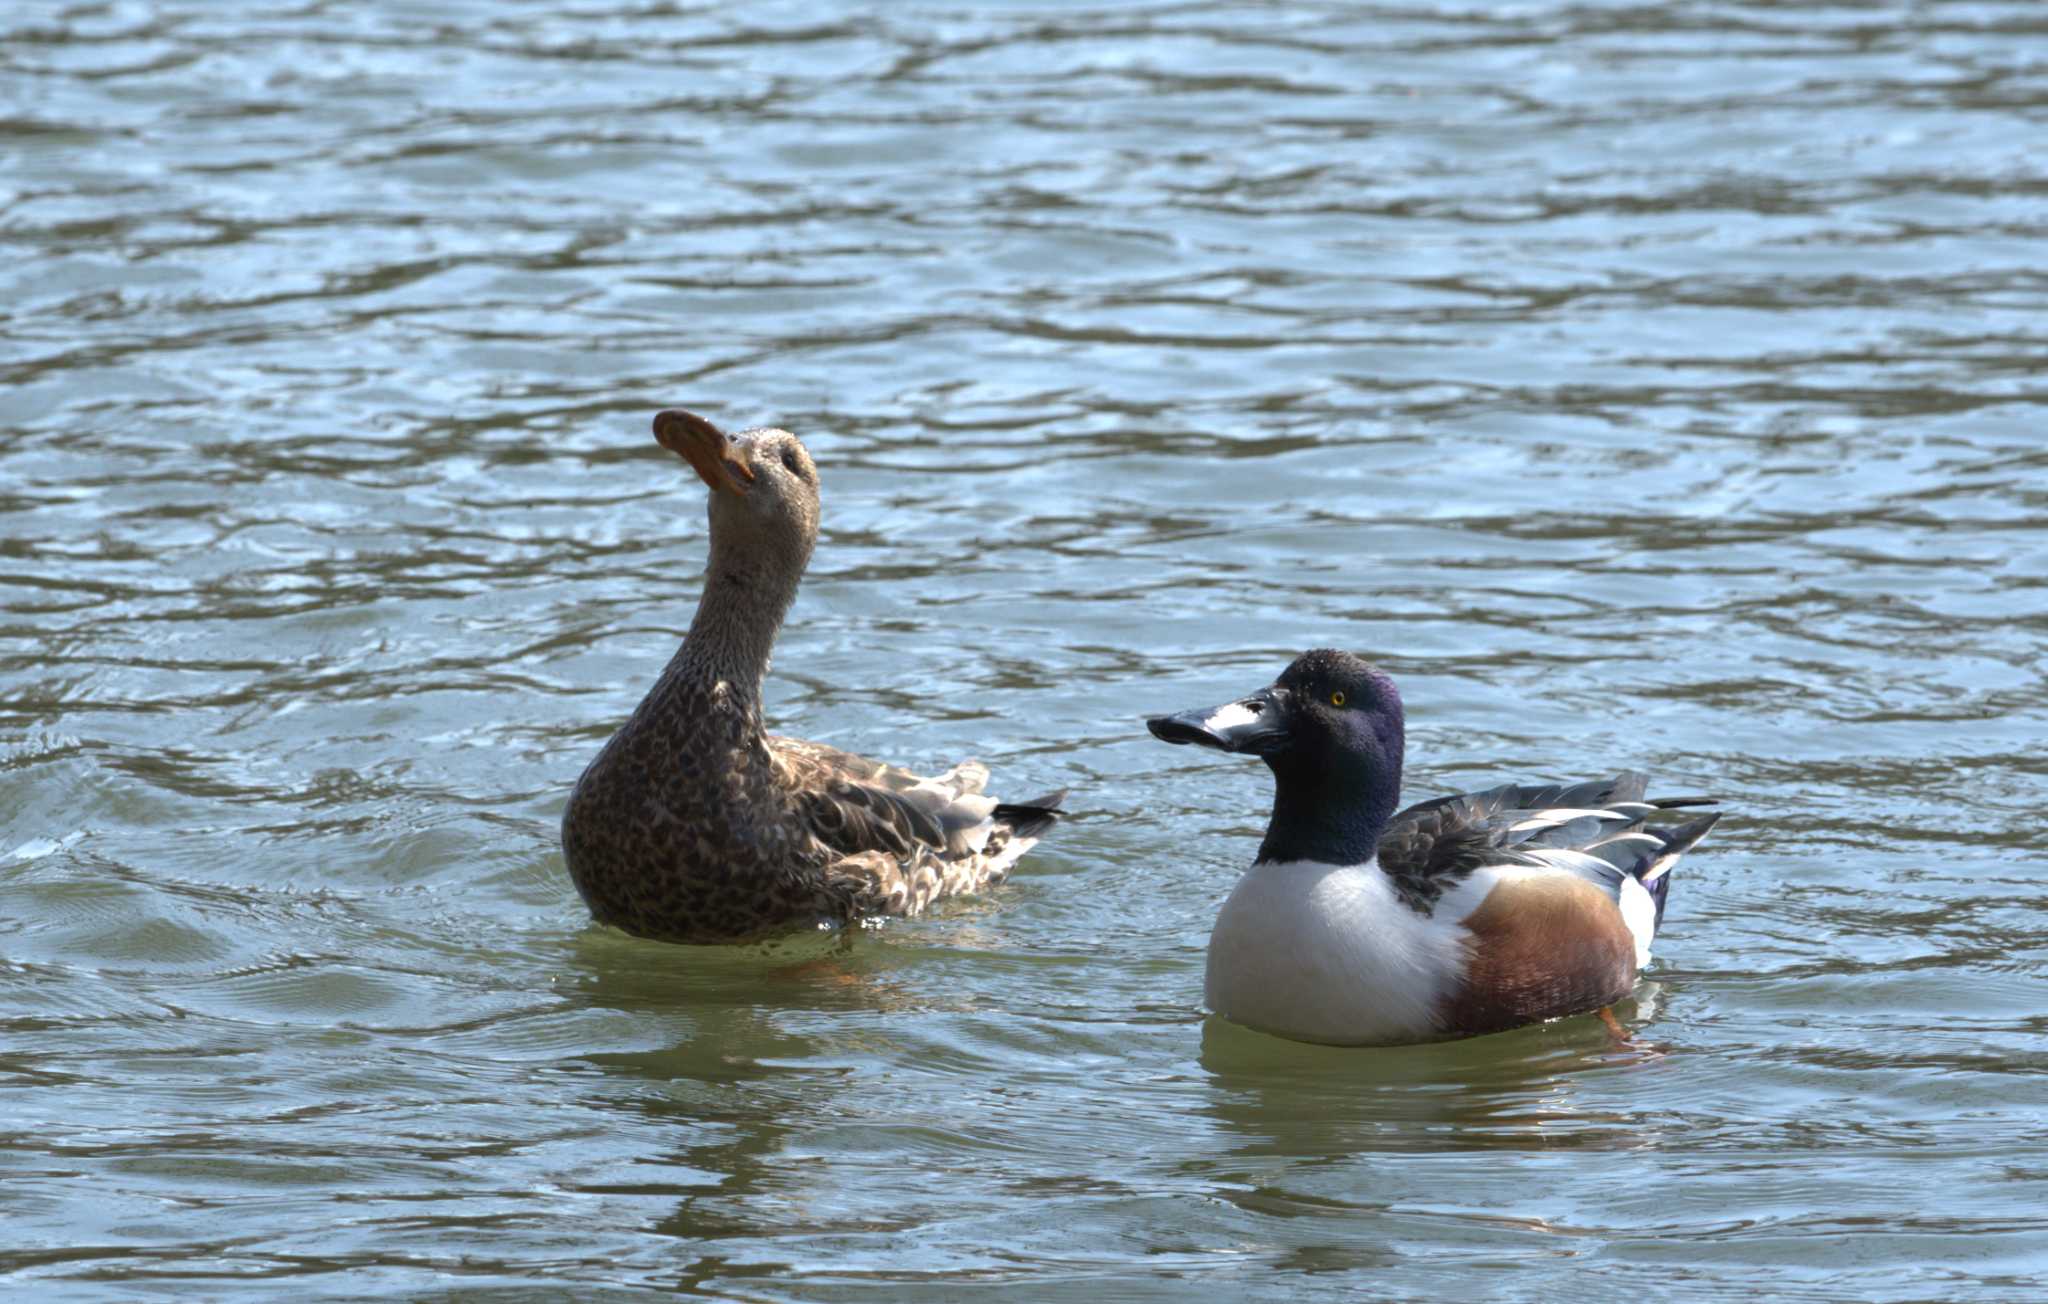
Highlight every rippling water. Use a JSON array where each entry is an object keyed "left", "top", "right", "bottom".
[{"left": 5, "top": 1, "right": 2046, "bottom": 1296}]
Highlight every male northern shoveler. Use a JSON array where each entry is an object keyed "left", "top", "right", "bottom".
[
  {"left": 1146, "top": 648, "right": 1718, "bottom": 1046},
  {"left": 561, "top": 409, "right": 1063, "bottom": 944}
]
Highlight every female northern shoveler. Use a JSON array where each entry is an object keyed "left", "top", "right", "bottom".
[
  {"left": 1147, "top": 649, "right": 1718, "bottom": 1046},
  {"left": 561, "top": 409, "right": 1063, "bottom": 944}
]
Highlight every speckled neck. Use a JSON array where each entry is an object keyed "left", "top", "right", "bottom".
[{"left": 668, "top": 524, "right": 805, "bottom": 705}]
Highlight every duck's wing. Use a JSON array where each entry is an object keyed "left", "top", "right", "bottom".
[
  {"left": 770, "top": 736, "right": 1065, "bottom": 912},
  {"left": 1380, "top": 772, "right": 1720, "bottom": 932},
  {"left": 773, "top": 736, "right": 994, "bottom": 858}
]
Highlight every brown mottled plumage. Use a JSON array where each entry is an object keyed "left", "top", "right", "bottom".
[{"left": 561, "top": 409, "right": 1063, "bottom": 944}]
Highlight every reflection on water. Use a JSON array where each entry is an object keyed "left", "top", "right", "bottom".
[
  {"left": 1198, "top": 985, "right": 1673, "bottom": 1160},
  {"left": 5, "top": 0, "right": 2048, "bottom": 1296}
]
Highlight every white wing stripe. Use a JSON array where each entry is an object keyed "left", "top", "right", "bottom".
[{"left": 1507, "top": 807, "right": 1626, "bottom": 832}]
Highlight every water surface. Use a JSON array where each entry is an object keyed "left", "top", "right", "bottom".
[{"left": 4, "top": 1, "right": 2047, "bottom": 1297}]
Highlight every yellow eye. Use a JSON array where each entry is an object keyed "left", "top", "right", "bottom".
[{"left": 1329, "top": 690, "right": 1347, "bottom": 707}]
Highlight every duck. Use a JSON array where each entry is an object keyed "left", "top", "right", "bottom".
[
  {"left": 1147, "top": 648, "right": 1719, "bottom": 1046},
  {"left": 561, "top": 409, "right": 1064, "bottom": 944}
]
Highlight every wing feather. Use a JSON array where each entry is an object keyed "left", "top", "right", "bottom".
[
  {"left": 769, "top": 736, "right": 1064, "bottom": 903},
  {"left": 1378, "top": 771, "right": 1718, "bottom": 927}
]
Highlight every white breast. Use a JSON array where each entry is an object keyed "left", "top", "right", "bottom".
[{"left": 1203, "top": 861, "right": 1469, "bottom": 1046}]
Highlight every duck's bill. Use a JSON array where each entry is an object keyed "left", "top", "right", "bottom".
[
  {"left": 1146, "top": 688, "right": 1290, "bottom": 755},
  {"left": 653, "top": 408, "right": 755, "bottom": 497}
]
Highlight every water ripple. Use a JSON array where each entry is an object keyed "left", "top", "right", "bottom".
[{"left": 4, "top": 0, "right": 2047, "bottom": 1296}]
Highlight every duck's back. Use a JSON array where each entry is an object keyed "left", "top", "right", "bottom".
[{"left": 771, "top": 736, "right": 1063, "bottom": 918}]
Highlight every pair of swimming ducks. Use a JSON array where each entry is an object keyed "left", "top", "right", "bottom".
[{"left": 561, "top": 411, "right": 1722, "bottom": 1048}]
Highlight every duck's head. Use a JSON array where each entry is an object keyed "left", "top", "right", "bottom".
[
  {"left": 654, "top": 408, "right": 821, "bottom": 584},
  {"left": 1147, "top": 649, "right": 1406, "bottom": 864}
]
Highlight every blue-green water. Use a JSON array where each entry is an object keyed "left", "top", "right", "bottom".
[{"left": 4, "top": 2, "right": 2046, "bottom": 1297}]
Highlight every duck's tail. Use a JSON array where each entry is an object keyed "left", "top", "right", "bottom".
[
  {"left": 968, "top": 789, "right": 1067, "bottom": 886},
  {"left": 1633, "top": 809, "right": 1722, "bottom": 928},
  {"left": 992, "top": 789, "right": 1066, "bottom": 841}
]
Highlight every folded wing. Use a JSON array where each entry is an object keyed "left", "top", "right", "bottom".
[
  {"left": 1380, "top": 771, "right": 1720, "bottom": 950},
  {"left": 771, "top": 736, "right": 1065, "bottom": 914}
]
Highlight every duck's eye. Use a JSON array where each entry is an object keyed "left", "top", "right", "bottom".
[
  {"left": 780, "top": 448, "right": 804, "bottom": 476},
  {"left": 1329, "top": 690, "right": 1347, "bottom": 707}
]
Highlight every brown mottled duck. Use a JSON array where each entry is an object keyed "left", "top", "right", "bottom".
[{"left": 562, "top": 409, "right": 1064, "bottom": 943}]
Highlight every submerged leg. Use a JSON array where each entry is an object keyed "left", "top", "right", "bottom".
[{"left": 1596, "top": 1005, "right": 1631, "bottom": 1044}]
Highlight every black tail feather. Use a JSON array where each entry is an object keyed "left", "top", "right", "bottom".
[
  {"left": 1633, "top": 811, "right": 1721, "bottom": 930},
  {"left": 993, "top": 789, "right": 1066, "bottom": 840},
  {"left": 1653, "top": 811, "right": 1722, "bottom": 857}
]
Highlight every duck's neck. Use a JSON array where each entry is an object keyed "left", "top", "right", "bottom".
[
  {"left": 1254, "top": 754, "right": 1402, "bottom": 868},
  {"left": 667, "top": 537, "right": 803, "bottom": 707}
]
